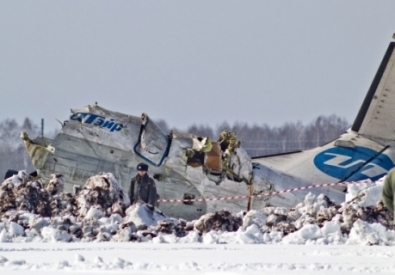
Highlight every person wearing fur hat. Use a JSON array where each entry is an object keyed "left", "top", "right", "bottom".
[{"left": 128, "top": 163, "right": 158, "bottom": 206}]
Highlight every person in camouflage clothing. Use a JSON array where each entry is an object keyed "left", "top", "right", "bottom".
[
  {"left": 382, "top": 167, "right": 395, "bottom": 223},
  {"left": 128, "top": 163, "right": 158, "bottom": 206}
]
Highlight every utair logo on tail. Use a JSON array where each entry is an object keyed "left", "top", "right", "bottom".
[{"left": 314, "top": 146, "right": 394, "bottom": 181}]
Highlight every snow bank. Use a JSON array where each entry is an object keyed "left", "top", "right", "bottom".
[{"left": 0, "top": 172, "right": 394, "bottom": 245}]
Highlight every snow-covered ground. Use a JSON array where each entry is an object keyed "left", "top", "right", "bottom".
[
  {"left": 1, "top": 172, "right": 395, "bottom": 274},
  {"left": 1, "top": 243, "right": 395, "bottom": 274}
]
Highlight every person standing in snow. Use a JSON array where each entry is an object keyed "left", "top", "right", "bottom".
[
  {"left": 128, "top": 163, "right": 158, "bottom": 206},
  {"left": 382, "top": 168, "right": 395, "bottom": 222}
]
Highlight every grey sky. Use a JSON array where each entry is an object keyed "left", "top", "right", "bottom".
[{"left": 1, "top": 1, "right": 395, "bottom": 134}]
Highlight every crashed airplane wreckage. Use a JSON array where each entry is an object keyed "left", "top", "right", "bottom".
[
  {"left": 20, "top": 104, "right": 345, "bottom": 220},
  {"left": 17, "top": 40, "right": 395, "bottom": 220}
]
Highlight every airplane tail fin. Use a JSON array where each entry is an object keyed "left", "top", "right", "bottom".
[{"left": 351, "top": 42, "right": 395, "bottom": 140}]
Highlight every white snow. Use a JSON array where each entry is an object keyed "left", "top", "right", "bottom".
[
  {"left": 345, "top": 178, "right": 384, "bottom": 207},
  {"left": 1, "top": 174, "right": 395, "bottom": 274},
  {"left": 8, "top": 222, "right": 24, "bottom": 237},
  {"left": 0, "top": 243, "right": 395, "bottom": 274},
  {"left": 124, "top": 202, "right": 172, "bottom": 227}
]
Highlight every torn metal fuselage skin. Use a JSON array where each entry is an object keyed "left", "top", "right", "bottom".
[
  {"left": 21, "top": 132, "right": 55, "bottom": 172},
  {"left": 22, "top": 103, "right": 353, "bottom": 221},
  {"left": 22, "top": 104, "right": 351, "bottom": 221},
  {"left": 22, "top": 105, "right": 275, "bottom": 220}
]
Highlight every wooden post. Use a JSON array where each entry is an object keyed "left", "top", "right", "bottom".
[{"left": 247, "top": 184, "right": 254, "bottom": 211}]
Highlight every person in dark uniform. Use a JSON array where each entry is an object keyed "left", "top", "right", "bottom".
[{"left": 128, "top": 163, "right": 158, "bottom": 206}]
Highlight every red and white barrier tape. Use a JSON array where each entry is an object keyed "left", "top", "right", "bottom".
[{"left": 157, "top": 179, "right": 375, "bottom": 203}]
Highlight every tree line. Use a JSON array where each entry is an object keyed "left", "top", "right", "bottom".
[
  {"left": 0, "top": 115, "right": 349, "bottom": 179},
  {"left": 171, "top": 114, "right": 349, "bottom": 157}
]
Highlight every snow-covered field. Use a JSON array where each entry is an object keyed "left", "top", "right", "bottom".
[
  {"left": 1, "top": 243, "right": 395, "bottom": 274},
  {"left": 1, "top": 172, "right": 395, "bottom": 274}
]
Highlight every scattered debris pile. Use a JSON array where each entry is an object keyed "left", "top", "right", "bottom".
[
  {"left": 0, "top": 171, "right": 394, "bottom": 245},
  {"left": 257, "top": 192, "right": 393, "bottom": 236},
  {"left": 194, "top": 210, "right": 242, "bottom": 234},
  {"left": 77, "top": 173, "right": 130, "bottom": 218},
  {"left": 0, "top": 172, "right": 64, "bottom": 217}
]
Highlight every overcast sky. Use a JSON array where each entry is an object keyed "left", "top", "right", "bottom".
[{"left": 1, "top": 1, "right": 395, "bottom": 134}]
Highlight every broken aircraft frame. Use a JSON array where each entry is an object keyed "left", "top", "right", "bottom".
[{"left": 20, "top": 41, "right": 395, "bottom": 220}]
